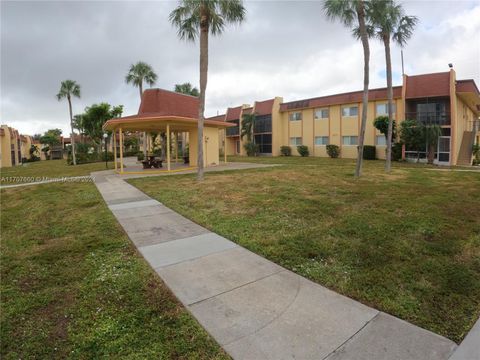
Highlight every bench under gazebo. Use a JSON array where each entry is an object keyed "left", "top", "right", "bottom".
[{"left": 103, "top": 88, "right": 234, "bottom": 174}]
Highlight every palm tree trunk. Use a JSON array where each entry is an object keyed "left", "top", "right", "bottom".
[
  {"left": 355, "top": 1, "right": 370, "bottom": 178},
  {"left": 68, "top": 95, "right": 77, "bottom": 165},
  {"left": 197, "top": 15, "right": 208, "bottom": 181},
  {"left": 139, "top": 83, "right": 148, "bottom": 158},
  {"left": 384, "top": 35, "right": 394, "bottom": 172}
]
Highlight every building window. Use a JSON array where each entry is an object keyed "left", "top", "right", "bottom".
[
  {"left": 342, "top": 136, "right": 358, "bottom": 145},
  {"left": 315, "top": 136, "right": 329, "bottom": 145},
  {"left": 254, "top": 114, "right": 272, "bottom": 133},
  {"left": 290, "top": 137, "right": 302, "bottom": 146},
  {"left": 342, "top": 106, "right": 358, "bottom": 117},
  {"left": 376, "top": 135, "right": 386, "bottom": 146},
  {"left": 314, "top": 108, "right": 329, "bottom": 119},
  {"left": 376, "top": 103, "right": 396, "bottom": 118},
  {"left": 254, "top": 133, "right": 272, "bottom": 154},
  {"left": 289, "top": 112, "right": 302, "bottom": 121}
]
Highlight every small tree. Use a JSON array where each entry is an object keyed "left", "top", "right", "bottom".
[
  {"left": 422, "top": 124, "right": 442, "bottom": 165},
  {"left": 80, "top": 103, "right": 123, "bottom": 149},
  {"left": 373, "top": 116, "right": 396, "bottom": 142},
  {"left": 400, "top": 119, "right": 423, "bottom": 162},
  {"left": 240, "top": 113, "right": 255, "bottom": 142}
]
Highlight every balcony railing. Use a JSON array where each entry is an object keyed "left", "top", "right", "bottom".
[{"left": 405, "top": 112, "right": 450, "bottom": 125}]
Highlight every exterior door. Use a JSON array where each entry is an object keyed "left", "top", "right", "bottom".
[{"left": 435, "top": 136, "right": 450, "bottom": 165}]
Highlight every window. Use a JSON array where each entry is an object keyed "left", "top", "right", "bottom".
[
  {"left": 290, "top": 137, "right": 302, "bottom": 146},
  {"left": 254, "top": 114, "right": 272, "bottom": 133},
  {"left": 376, "top": 135, "right": 386, "bottom": 146},
  {"left": 315, "top": 136, "right": 329, "bottom": 145},
  {"left": 254, "top": 133, "right": 272, "bottom": 154},
  {"left": 314, "top": 108, "right": 329, "bottom": 119},
  {"left": 342, "top": 106, "right": 358, "bottom": 117},
  {"left": 376, "top": 103, "right": 396, "bottom": 118},
  {"left": 289, "top": 112, "right": 302, "bottom": 121},
  {"left": 342, "top": 136, "right": 358, "bottom": 145}
]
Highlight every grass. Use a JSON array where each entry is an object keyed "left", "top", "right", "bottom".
[
  {"left": 129, "top": 156, "right": 480, "bottom": 343},
  {"left": 1, "top": 181, "right": 228, "bottom": 359},
  {"left": 0, "top": 160, "right": 111, "bottom": 184}
]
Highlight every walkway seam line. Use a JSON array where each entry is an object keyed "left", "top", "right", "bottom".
[
  {"left": 186, "top": 268, "right": 287, "bottom": 307},
  {"left": 321, "top": 311, "right": 381, "bottom": 360}
]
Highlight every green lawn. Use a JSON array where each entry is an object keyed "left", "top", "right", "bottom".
[
  {"left": 0, "top": 160, "right": 111, "bottom": 184},
  {"left": 129, "top": 156, "right": 480, "bottom": 343},
  {"left": 1, "top": 182, "right": 228, "bottom": 359}
]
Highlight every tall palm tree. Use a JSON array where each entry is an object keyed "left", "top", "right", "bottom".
[
  {"left": 324, "top": 0, "right": 370, "bottom": 178},
  {"left": 369, "top": 0, "right": 417, "bottom": 172},
  {"left": 175, "top": 82, "right": 200, "bottom": 96},
  {"left": 57, "top": 80, "right": 81, "bottom": 165},
  {"left": 125, "top": 61, "right": 158, "bottom": 156},
  {"left": 170, "top": 0, "right": 246, "bottom": 181}
]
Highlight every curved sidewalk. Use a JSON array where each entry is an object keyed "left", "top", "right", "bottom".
[{"left": 92, "top": 167, "right": 458, "bottom": 360}]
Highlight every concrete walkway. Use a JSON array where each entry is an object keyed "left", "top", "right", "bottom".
[{"left": 92, "top": 166, "right": 458, "bottom": 360}]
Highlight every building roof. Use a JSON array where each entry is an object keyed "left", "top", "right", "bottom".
[
  {"left": 405, "top": 72, "right": 451, "bottom": 99},
  {"left": 206, "top": 114, "right": 226, "bottom": 122},
  {"left": 456, "top": 79, "right": 480, "bottom": 96},
  {"left": 280, "top": 86, "right": 402, "bottom": 112},
  {"left": 254, "top": 99, "right": 275, "bottom": 115},
  {"left": 225, "top": 106, "right": 243, "bottom": 121},
  {"left": 242, "top": 107, "right": 253, "bottom": 115},
  {"left": 138, "top": 88, "right": 199, "bottom": 118}
]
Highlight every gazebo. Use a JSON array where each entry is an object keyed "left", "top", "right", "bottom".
[{"left": 103, "top": 88, "right": 234, "bottom": 174}]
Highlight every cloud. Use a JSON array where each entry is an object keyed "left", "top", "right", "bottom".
[{"left": 1, "top": 0, "right": 479, "bottom": 135}]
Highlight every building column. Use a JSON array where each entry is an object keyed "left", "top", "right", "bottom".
[
  {"left": 224, "top": 129, "right": 227, "bottom": 164},
  {"left": 119, "top": 127, "right": 124, "bottom": 173},
  {"left": 166, "top": 124, "right": 170, "bottom": 171},
  {"left": 113, "top": 130, "right": 117, "bottom": 171}
]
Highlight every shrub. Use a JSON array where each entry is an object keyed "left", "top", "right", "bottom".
[
  {"left": 326, "top": 144, "right": 340, "bottom": 158},
  {"left": 101, "top": 151, "right": 114, "bottom": 161},
  {"left": 297, "top": 145, "right": 309, "bottom": 157},
  {"left": 137, "top": 152, "right": 145, "bottom": 161},
  {"left": 363, "top": 145, "right": 376, "bottom": 160},
  {"left": 280, "top": 146, "right": 292, "bottom": 156},
  {"left": 392, "top": 142, "right": 402, "bottom": 161},
  {"left": 244, "top": 141, "right": 259, "bottom": 157}
]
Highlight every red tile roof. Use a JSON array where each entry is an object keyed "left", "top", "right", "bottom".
[
  {"left": 206, "top": 114, "right": 226, "bottom": 122},
  {"left": 456, "top": 79, "right": 480, "bottom": 96},
  {"left": 138, "top": 88, "right": 199, "bottom": 118},
  {"left": 280, "top": 86, "right": 402, "bottom": 112},
  {"left": 405, "top": 72, "right": 450, "bottom": 99},
  {"left": 225, "top": 106, "right": 242, "bottom": 121},
  {"left": 254, "top": 99, "right": 275, "bottom": 115}
]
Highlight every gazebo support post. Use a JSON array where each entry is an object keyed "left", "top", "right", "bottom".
[
  {"left": 175, "top": 132, "right": 179, "bottom": 163},
  {"left": 113, "top": 130, "right": 117, "bottom": 171},
  {"left": 224, "top": 129, "right": 227, "bottom": 164},
  {"left": 119, "top": 127, "right": 124, "bottom": 173},
  {"left": 166, "top": 124, "right": 170, "bottom": 171}
]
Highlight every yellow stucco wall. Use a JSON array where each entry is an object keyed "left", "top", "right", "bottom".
[
  {"left": 278, "top": 99, "right": 403, "bottom": 159},
  {"left": 189, "top": 126, "right": 220, "bottom": 166}
]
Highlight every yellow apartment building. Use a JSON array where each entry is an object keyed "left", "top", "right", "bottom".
[
  {"left": 0, "top": 125, "right": 34, "bottom": 168},
  {"left": 214, "top": 69, "right": 480, "bottom": 166}
]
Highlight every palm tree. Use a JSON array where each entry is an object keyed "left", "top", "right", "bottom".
[
  {"left": 175, "top": 82, "right": 200, "bottom": 96},
  {"left": 170, "top": 0, "right": 246, "bottom": 181},
  {"left": 324, "top": 0, "right": 370, "bottom": 178},
  {"left": 57, "top": 80, "right": 81, "bottom": 165},
  {"left": 125, "top": 61, "right": 158, "bottom": 156},
  {"left": 369, "top": 0, "right": 417, "bottom": 172},
  {"left": 240, "top": 112, "right": 255, "bottom": 142}
]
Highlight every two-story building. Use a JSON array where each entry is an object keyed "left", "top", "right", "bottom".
[{"left": 214, "top": 69, "right": 480, "bottom": 166}]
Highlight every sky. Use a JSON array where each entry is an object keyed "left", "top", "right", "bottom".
[{"left": 1, "top": 0, "right": 479, "bottom": 136}]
